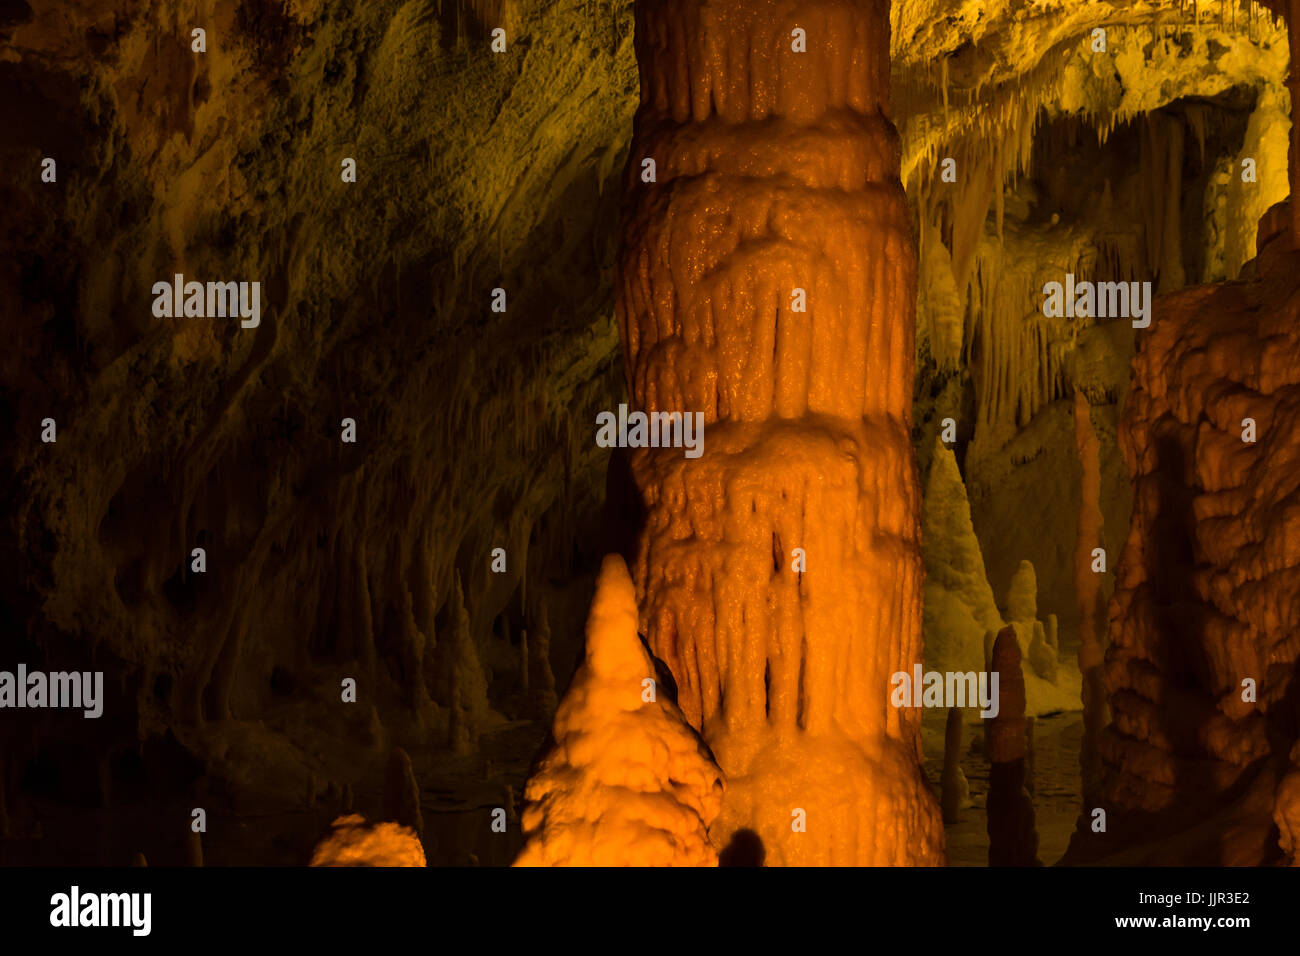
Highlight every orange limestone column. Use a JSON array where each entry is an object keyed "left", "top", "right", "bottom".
[{"left": 615, "top": 0, "right": 943, "bottom": 864}]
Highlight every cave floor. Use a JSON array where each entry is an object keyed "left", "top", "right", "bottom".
[
  {"left": 0, "top": 718, "right": 542, "bottom": 867},
  {"left": 5, "top": 712, "right": 1083, "bottom": 866}
]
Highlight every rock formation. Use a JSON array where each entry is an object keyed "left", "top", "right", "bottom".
[
  {"left": 1068, "top": 0, "right": 1300, "bottom": 853},
  {"left": 923, "top": 442, "right": 1006, "bottom": 678},
  {"left": 615, "top": 0, "right": 943, "bottom": 865},
  {"left": 383, "top": 746, "right": 424, "bottom": 841},
  {"left": 526, "top": 599, "right": 558, "bottom": 720},
  {"left": 941, "top": 705, "right": 969, "bottom": 823},
  {"left": 1073, "top": 389, "right": 1107, "bottom": 803},
  {"left": 5, "top": 0, "right": 1299, "bottom": 871},
  {"left": 1277, "top": 742, "right": 1300, "bottom": 866},
  {"left": 922, "top": 441, "right": 1079, "bottom": 717},
  {"left": 308, "top": 814, "right": 426, "bottom": 867},
  {"left": 0, "top": 0, "right": 634, "bottom": 864},
  {"left": 436, "top": 574, "right": 491, "bottom": 755},
  {"left": 515, "top": 555, "right": 723, "bottom": 867},
  {"left": 986, "top": 627, "right": 1040, "bottom": 866},
  {"left": 1065, "top": 209, "right": 1300, "bottom": 864}
]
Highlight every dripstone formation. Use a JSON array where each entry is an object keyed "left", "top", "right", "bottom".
[{"left": 614, "top": 0, "right": 943, "bottom": 865}]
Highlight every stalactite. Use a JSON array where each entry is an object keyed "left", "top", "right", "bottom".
[{"left": 617, "top": 0, "right": 943, "bottom": 866}]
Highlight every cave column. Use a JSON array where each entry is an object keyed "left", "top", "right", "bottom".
[{"left": 616, "top": 0, "right": 943, "bottom": 864}]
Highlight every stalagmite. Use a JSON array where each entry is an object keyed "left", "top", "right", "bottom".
[
  {"left": 383, "top": 746, "right": 424, "bottom": 840},
  {"left": 1072, "top": 390, "right": 1106, "bottom": 803},
  {"left": 924, "top": 441, "right": 1006, "bottom": 681},
  {"left": 527, "top": 600, "right": 558, "bottom": 719},
  {"left": 1027, "top": 621, "right": 1056, "bottom": 685},
  {"left": 941, "top": 706, "right": 969, "bottom": 824},
  {"left": 617, "top": 0, "right": 943, "bottom": 865},
  {"left": 309, "top": 814, "right": 427, "bottom": 867},
  {"left": 440, "top": 573, "right": 490, "bottom": 755},
  {"left": 986, "top": 628, "right": 1040, "bottom": 867},
  {"left": 923, "top": 446, "right": 1077, "bottom": 719},
  {"left": 186, "top": 829, "right": 203, "bottom": 867},
  {"left": 514, "top": 555, "right": 724, "bottom": 867},
  {"left": 1005, "top": 561, "right": 1037, "bottom": 624}
]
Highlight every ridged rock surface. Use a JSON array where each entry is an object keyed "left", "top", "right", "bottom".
[
  {"left": 1069, "top": 214, "right": 1300, "bottom": 865},
  {"left": 616, "top": 0, "right": 943, "bottom": 865}
]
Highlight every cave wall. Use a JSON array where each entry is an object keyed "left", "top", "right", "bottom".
[
  {"left": 0, "top": 0, "right": 635, "bottom": 861},
  {"left": 1068, "top": 216, "right": 1300, "bottom": 865}
]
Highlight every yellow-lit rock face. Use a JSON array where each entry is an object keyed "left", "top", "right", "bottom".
[
  {"left": 616, "top": 0, "right": 944, "bottom": 866},
  {"left": 515, "top": 555, "right": 723, "bottom": 867},
  {"left": 1, "top": 0, "right": 637, "bottom": 826},
  {"left": 309, "top": 814, "right": 426, "bottom": 867}
]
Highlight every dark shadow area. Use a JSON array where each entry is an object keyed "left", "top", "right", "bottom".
[{"left": 719, "top": 829, "right": 765, "bottom": 867}]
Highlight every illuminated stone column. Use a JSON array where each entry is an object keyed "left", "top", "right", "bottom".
[{"left": 616, "top": 0, "right": 943, "bottom": 864}]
